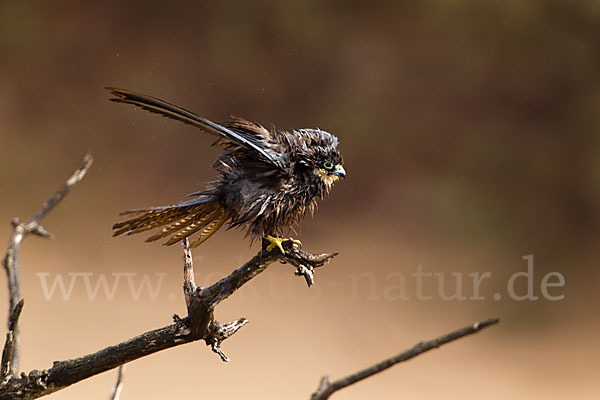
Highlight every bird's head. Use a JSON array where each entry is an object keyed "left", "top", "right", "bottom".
[{"left": 294, "top": 129, "right": 345, "bottom": 194}]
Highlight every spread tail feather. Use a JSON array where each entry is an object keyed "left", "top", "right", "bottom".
[{"left": 113, "top": 199, "right": 227, "bottom": 247}]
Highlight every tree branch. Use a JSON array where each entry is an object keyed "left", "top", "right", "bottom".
[
  {"left": 0, "top": 299, "right": 24, "bottom": 383},
  {"left": 1, "top": 153, "right": 93, "bottom": 376},
  {"left": 0, "top": 153, "right": 498, "bottom": 400},
  {"left": 0, "top": 233, "right": 336, "bottom": 399},
  {"left": 310, "top": 318, "right": 500, "bottom": 400}
]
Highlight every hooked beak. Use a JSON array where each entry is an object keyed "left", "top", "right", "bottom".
[{"left": 331, "top": 164, "right": 346, "bottom": 178}]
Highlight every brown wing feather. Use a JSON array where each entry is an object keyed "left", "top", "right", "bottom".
[{"left": 106, "top": 88, "right": 285, "bottom": 169}]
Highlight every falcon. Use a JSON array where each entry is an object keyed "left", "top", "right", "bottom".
[{"left": 107, "top": 88, "right": 345, "bottom": 252}]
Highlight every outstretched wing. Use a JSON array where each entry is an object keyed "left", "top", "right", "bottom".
[{"left": 106, "top": 87, "right": 285, "bottom": 169}]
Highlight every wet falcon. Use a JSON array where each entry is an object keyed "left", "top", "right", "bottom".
[{"left": 107, "top": 88, "right": 345, "bottom": 252}]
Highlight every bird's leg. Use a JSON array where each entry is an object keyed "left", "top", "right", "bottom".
[{"left": 263, "top": 235, "right": 302, "bottom": 254}]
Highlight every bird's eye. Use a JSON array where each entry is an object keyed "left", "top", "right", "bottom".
[{"left": 323, "top": 161, "right": 334, "bottom": 170}]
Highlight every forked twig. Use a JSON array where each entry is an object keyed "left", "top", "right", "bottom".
[
  {"left": 1, "top": 153, "right": 93, "bottom": 377},
  {"left": 108, "top": 365, "right": 125, "bottom": 400},
  {"left": 0, "top": 229, "right": 336, "bottom": 399}
]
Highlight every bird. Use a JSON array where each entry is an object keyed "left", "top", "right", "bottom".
[{"left": 106, "top": 87, "right": 345, "bottom": 252}]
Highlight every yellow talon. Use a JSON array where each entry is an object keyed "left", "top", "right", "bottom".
[
  {"left": 264, "top": 235, "right": 302, "bottom": 254},
  {"left": 264, "top": 235, "right": 286, "bottom": 253}
]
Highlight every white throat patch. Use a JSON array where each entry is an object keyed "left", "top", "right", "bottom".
[{"left": 317, "top": 168, "right": 340, "bottom": 191}]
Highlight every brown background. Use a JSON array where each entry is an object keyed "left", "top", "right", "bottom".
[{"left": 1, "top": 1, "right": 599, "bottom": 399}]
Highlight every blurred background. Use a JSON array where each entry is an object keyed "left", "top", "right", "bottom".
[{"left": 1, "top": 1, "right": 599, "bottom": 398}]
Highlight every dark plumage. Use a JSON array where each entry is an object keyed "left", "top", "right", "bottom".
[{"left": 107, "top": 88, "right": 345, "bottom": 248}]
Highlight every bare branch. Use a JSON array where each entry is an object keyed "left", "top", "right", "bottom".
[
  {"left": 201, "top": 240, "right": 336, "bottom": 309},
  {"left": 108, "top": 365, "right": 125, "bottom": 400},
  {"left": 0, "top": 158, "right": 335, "bottom": 398},
  {"left": 27, "top": 153, "right": 93, "bottom": 229},
  {"left": 180, "top": 238, "right": 336, "bottom": 361},
  {"left": 0, "top": 299, "right": 24, "bottom": 382},
  {"left": 0, "top": 240, "right": 336, "bottom": 399},
  {"left": 1, "top": 153, "right": 93, "bottom": 375},
  {"left": 182, "top": 238, "right": 196, "bottom": 307},
  {"left": 206, "top": 318, "right": 249, "bottom": 362},
  {"left": 310, "top": 318, "right": 500, "bottom": 400},
  {"left": 179, "top": 238, "right": 211, "bottom": 337}
]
